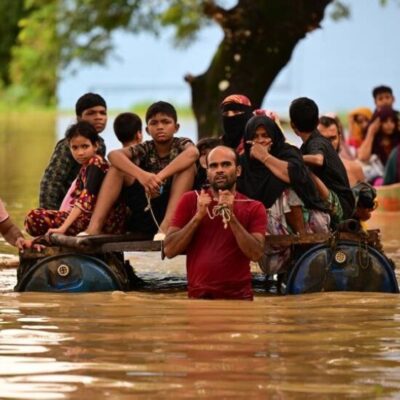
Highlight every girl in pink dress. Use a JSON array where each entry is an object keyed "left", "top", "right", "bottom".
[{"left": 25, "top": 121, "right": 125, "bottom": 236}]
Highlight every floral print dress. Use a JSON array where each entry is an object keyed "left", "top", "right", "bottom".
[{"left": 25, "top": 156, "right": 126, "bottom": 236}]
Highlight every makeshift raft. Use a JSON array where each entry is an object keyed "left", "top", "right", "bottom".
[{"left": 15, "top": 225, "right": 399, "bottom": 294}]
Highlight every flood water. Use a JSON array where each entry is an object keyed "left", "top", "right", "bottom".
[{"left": 1, "top": 113, "right": 400, "bottom": 398}]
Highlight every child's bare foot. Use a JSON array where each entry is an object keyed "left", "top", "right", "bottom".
[
  {"left": 153, "top": 232, "right": 165, "bottom": 241},
  {"left": 77, "top": 231, "right": 89, "bottom": 237}
]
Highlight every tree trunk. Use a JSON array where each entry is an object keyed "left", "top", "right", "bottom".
[{"left": 186, "top": 0, "right": 333, "bottom": 139}]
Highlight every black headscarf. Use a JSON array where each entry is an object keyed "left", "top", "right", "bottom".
[
  {"left": 221, "top": 95, "right": 254, "bottom": 149},
  {"left": 238, "top": 115, "right": 327, "bottom": 211}
]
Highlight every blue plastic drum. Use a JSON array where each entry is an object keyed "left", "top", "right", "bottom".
[
  {"left": 16, "top": 253, "right": 127, "bottom": 292},
  {"left": 286, "top": 240, "right": 399, "bottom": 294}
]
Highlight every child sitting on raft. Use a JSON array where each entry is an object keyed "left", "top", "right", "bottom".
[
  {"left": 39, "top": 93, "right": 108, "bottom": 210},
  {"left": 25, "top": 121, "right": 125, "bottom": 236}
]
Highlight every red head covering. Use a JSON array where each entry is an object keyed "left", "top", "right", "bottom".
[{"left": 221, "top": 94, "right": 252, "bottom": 107}]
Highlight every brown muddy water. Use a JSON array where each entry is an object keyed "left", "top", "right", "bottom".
[
  {"left": 1, "top": 114, "right": 400, "bottom": 398},
  {"left": 0, "top": 213, "right": 399, "bottom": 399}
]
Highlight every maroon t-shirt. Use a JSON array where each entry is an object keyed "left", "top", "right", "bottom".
[{"left": 171, "top": 190, "right": 267, "bottom": 300}]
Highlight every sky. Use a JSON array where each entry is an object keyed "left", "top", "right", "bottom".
[{"left": 58, "top": 0, "right": 400, "bottom": 117}]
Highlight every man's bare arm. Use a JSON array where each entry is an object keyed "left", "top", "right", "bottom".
[
  {"left": 228, "top": 215, "right": 265, "bottom": 261},
  {"left": 164, "top": 216, "right": 202, "bottom": 258},
  {"left": 0, "top": 218, "right": 24, "bottom": 247},
  {"left": 164, "top": 190, "right": 210, "bottom": 258},
  {"left": 303, "top": 154, "right": 324, "bottom": 167}
]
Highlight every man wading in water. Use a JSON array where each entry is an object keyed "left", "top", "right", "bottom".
[{"left": 164, "top": 146, "right": 267, "bottom": 300}]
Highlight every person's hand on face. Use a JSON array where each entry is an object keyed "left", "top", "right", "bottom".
[
  {"left": 368, "top": 118, "right": 381, "bottom": 136},
  {"left": 248, "top": 138, "right": 272, "bottom": 162}
]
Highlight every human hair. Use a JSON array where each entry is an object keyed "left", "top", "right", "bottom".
[
  {"left": 145, "top": 101, "right": 177, "bottom": 123},
  {"left": 372, "top": 85, "right": 393, "bottom": 99},
  {"left": 376, "top": 106, "right": 398, "bottom": 123},
  {"left": 206, "top": 145, "right": 240, "bottom": 167},
  {"left": 75, "top": 93, "right": 107, "bottom": 116},
  {"left": 319, "top": 116, "right": 340, "bottom": 132},
  {"left": 289, "top": 97, "right": 319, "bottom": 132},
  {"left": 65, "top": 121, "right": 99, "bottom": 145},
  {"left": 196, "top": 137, "right": 222, "bottom": 155},
  {"left": 113, "top": 112, "right": 142, "bottom": 144}
]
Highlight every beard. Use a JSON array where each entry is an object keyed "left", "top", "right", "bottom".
[{"left": 210, "top": 174, "right": 236, "bottom": 191}]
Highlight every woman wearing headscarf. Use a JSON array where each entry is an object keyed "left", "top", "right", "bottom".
[
  {"left": 220, "top": 94, "right": 283, "bottom": 154},
  {"left": 347, "top": 107, "right": 373, "bottom": 149},
  {"left": 220, "top": 94, "right": 254, "bottom": 153},
  {"left": 238, "top": 115, "right": 330, "bottom": 274},
  {"left": 358, "top": 106, "right": 400, "bottom": 184}
]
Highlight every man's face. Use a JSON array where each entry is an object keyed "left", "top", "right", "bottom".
[
  {"left": 79, "top": 106, "right": 107, "bottom": 133},
  {"left": 207, "top": 147, "right": 240, "bottom": 191},
  {"left": 375, "top": 92, "right": 395, "bottom": 109},
  {"left": 146, "top": 113, "right": 179, "bottom": 144},
  {"left": 318, "top": 123, "right": 340, "bottom": 152}
]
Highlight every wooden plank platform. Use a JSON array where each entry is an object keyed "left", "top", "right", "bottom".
[{"left": 20, "top": 229, "right": 381, "bottom": 260}]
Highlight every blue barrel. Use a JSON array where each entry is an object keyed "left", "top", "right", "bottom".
[
  {"left": 16, "top": 253, "right": 128, "bottom": 292},
  {"left": 286, "top": 240, "right": 399, "bottom": 294}
]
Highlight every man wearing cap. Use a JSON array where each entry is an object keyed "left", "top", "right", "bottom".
[{"left": 39, "top": 93, "right": 108, "bottom": 209}]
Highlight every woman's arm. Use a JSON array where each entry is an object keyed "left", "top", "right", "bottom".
[
  {"left": 250, "top": 142, "right": 291, "bottom": 183},
  {"left": 357, "top": 118, "right": 380, "bottom": 162},
  {"left": 303, "top": 154, "right": 324, "bottom": 167}
]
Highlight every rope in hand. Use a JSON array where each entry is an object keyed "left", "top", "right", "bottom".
[
  {"left": 207, "top": 204, "right": 231, "bottom": 229},
  {"left": 144, "top": 189, "right": 254, "bottom": 232},
  {"left": 195, "top": 190, "right": 253, "bottom": 229}
]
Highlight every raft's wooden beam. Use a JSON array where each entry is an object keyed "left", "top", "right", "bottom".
[
  {"left": 264, "top": 230, "right": 380, "bottom": 247},
  {"left": 49, "top": 232, "right": 152, "bottom": 250},
  {"left": 20, "top": 229, "right": 381, "bottom": 259},
  {"left": 100, "top": 241, "right": 162, "bottom": 252}
]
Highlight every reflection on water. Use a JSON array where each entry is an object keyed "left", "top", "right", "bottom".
[
  {"left": 2, "top": 113, "right": 400, "bottom": 398},
  {"left": 2, "top": 290, "right": 400, "bottom": 398},
  {"left": 0, "top": 217, "right": 399, "bottom": 399}
]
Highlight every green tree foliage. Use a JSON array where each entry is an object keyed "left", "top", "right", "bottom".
[
  {"left": 55, "top": 0, "right": 336, "bottom": 135},
  {"left": 0, "top": 0, "right": 25, "bottom": 86},
  {"left": 9, "top": 0, "right": 59, "bottom": 106},
  {"left": 4, "top": 1, "right": 395, "bottom": 129}
]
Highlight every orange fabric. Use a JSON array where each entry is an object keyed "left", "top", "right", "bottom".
[{"left": 348, "top": 107, "right": 373, "bottom": 148}]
